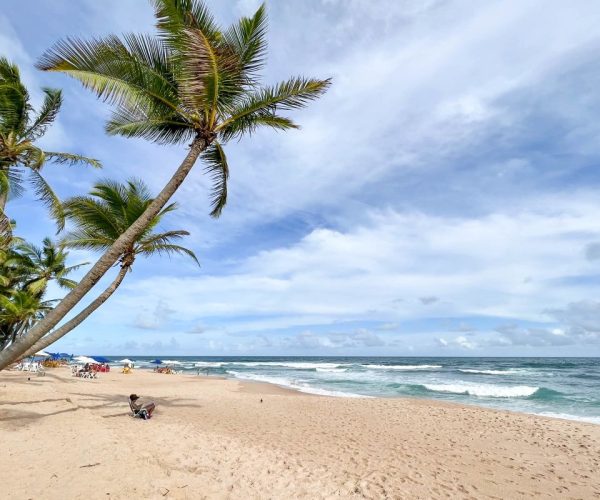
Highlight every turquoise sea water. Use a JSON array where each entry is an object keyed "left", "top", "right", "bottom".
[{"left": 106, "top": 356, "right": 600, "bottom": 425}]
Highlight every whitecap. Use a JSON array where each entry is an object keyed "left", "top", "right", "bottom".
[
  {"left": 423, "top": 383, "right": 539, "bottom": 398},
  {"left": 459, "top": 369, "right": 520, "bottom": 375},
  {"left": 230, "top": 361, "right": 347, "bottom": 370},
  {"left": 364, "top": 364, "right": 442, "bottom": 371},
  {"left": 227, "top": 370, "right": 369, "bottom": 398}
]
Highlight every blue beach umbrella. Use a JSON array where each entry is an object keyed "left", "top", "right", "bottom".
[
  {"left": 150, "top": 359, "right": 163, "bottom": 365},
  {"left": 92, "top": 356, "right": 111, "bottom": 363}
]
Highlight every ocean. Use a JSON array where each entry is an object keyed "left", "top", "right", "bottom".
[{"left": 105, "top": 356, "right": 600, "bottom": 425}]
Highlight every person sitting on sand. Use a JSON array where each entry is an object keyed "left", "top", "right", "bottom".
[{"left": 129, "top": 394, "right": 156, "bottom": 420}]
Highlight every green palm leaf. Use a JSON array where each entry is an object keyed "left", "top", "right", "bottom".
[{"left": 201, "top": 141, "right": 229, "bottom": 217}]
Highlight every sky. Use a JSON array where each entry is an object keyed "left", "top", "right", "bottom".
[{"left": 3, "top": 0, "right": 600, "bottom": 356}]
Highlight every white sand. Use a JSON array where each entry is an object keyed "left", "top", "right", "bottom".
[{"left": 1, "top": 368, "right": 599, "bottom": 499}]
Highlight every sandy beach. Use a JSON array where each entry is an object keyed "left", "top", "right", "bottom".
[{"left": 1, "top": 368, "right": 599, "bottom": 499}]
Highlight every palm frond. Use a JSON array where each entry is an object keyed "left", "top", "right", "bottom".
[
  {"left": 61, "top": 229, "right": 114, "bottom": 252},
  {"left": 56, "top": 277, "right": 78, "bottom": 290},
  {"left": 28, "top": 169, "right": 65, "bottom": 231},
  {"left": 0, "top": 57, "right": 30, "bottom": 136},
  {"left": 24, "top": 88, "right": 62, "bottom": 140},
  {"left": 63, "top": 196, "right": 123, "bottom": 238},
  {"left": 219, "top": 113, "right": 298, "bottom": 142},
  {"left": 140, "top": 241, "right": 199, "bottom": 266},
  {"left": 37, "top": 35, "right": 183, "bottom": 118},
  {"left": 153, "top": 0, "right": 219, "bottom": 42},
  {"left": 201, "top": 141, "right": 228, "bottom": 217},
  {"left": 45, "top": 152, "right": 101, "bottom": 168},
  {"left": 107, "top": 104, "right": 194, "bottom": 144},
  {"left": 223, "top": 3, "right": 268, "bottom": 84},
  {"left": 217, "top": 76, "right": 331, "bottom": 135},
  {"left": 139, "top": 229, "right": 189, "bottom": 247}
]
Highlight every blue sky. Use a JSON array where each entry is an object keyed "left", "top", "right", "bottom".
[{"left": 3, "top": 0, "right": 600, "bottom": 356}]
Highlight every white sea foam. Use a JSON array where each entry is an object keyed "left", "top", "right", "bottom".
[
  {"left": 227, "top": 371, "right": 369, "bottom": 398},
  {"left": 459, "top": 369, "right": 521, "bottom": 375},
  {"left": 316, "top": 367, "right": 348, "bottom": 373},
  {"left": 364, "top": 364, "right": 442, "bottom": 371},
  {"left": 162, "top": 360, "right": 183, "bottom": 365},
  {"left": 423, "top": 383, "right": 539, "bottom": 398},
  {"left": 536, "top": 412, "right": 600, "bottom": 425},
  {"left": 231, "top": 362, "right": 346, "bottom": 370},
  {"left": 194, "top": 362, "right": 224, "bottom": 368}
]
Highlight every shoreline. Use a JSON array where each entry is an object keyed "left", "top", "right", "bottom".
[
  {"left": 170, "top": 368, "right": 600, "bottom": 426},
  {"left": 3, "top": 367, "right": 600, "bottom": 498}
]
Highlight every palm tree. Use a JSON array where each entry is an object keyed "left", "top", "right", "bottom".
[
  {"left": 17, "top": 237, "right": 87, "bottom": 295},
  {"left": 0, "top": 57, "right": 100, "bottom": 227},
  {"left": 0, "top": 291, "right": 53, "bottom": 350},
  {"left": 20, "top": 178, "right": 198, "bottom": 357},
  {"left": 0, "top": 0, "right": 329, "bottom": 369},
  {"left": 0, "top": 237, "right": 84, "bottom": 350}
]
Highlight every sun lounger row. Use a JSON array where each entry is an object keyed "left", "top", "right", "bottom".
[{"left": 15, "top": 362, "right": 46, "bottom": 375}]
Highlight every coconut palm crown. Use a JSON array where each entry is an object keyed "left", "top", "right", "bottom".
[
  {"left": 18, "top": 178, "right": 198, "bottom": 357},
  {"left": 0, "top": 57, "right": 100, "bottom": 225},
  {"left": 61, "top": 178, "right": 199, "bottom": 269},
  {"left": 37, "top": 0, "right": 330, "bottom": 217}
]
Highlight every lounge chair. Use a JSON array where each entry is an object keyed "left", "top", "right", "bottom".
[{"left": 129, "top": 394, "right": 155, "bottom": 420}]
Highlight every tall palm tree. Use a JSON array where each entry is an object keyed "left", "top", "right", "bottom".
[
  {"left": 17, "top": 237, "right": 87, "bottom": 295},
  {"left": 21, "top": 178, "right": 198, "bottom": 357},
  {"left": 0, "top": 291, "right": 53, "bottom": 350},
  {"left": 0, "top": 0, "right": 329, "bottom": 369},
  {"left": 0, "top": 57, "right": 100, "bottom": 227},
  {"left": 0, "top": 237, "right": 84, "bottom": 350}
]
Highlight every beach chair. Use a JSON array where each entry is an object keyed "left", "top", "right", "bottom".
[{"left": 129, "top": 397, "right": 153, "bottom": 420}]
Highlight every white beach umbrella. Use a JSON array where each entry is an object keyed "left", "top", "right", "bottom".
[
  {"left": 119, "top": 358, "right": 134, "bottom": 364},
  {"left": 34, "top": 350, "right": 50, "bottom": 357},
  {"left": 74, "top": 355, "right": 96, "bottom": 364}
]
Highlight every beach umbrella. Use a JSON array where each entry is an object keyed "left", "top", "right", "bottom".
[
  {"left": 50, "top": 352, "right": 73, "bottom": 360},
  {"left": 34, "top": 350, "right": 50, "bottom": 357},
  {"left": 119, "top": 358, "right": 134, "bottom": 364},
  {"left": 91, "top": 356, "right": 111, "bottom": 363},
  {"left": 74, "top": 355, "right": 96, "bottom": 364},
  {"left": 150, "top": 359, "right": 163, "bottom": 365}
]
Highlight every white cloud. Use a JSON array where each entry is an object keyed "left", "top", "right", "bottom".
[{"left": 110, "top": 193, "right": 600, "bottom": 340}]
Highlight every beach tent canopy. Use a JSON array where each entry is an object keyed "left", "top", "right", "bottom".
[
  {"left": 150, "top": 359, "right": 163, "bottom": 364},
  {"left": 92, "top": 356, "right": 111, "bottom": 363},
  {"left": 74, "top": 355, "right": 96, "bottom": 364}
]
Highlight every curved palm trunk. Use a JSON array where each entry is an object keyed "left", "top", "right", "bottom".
[
  {"left": 21, "top": 265, "right": 129, "bottom": 358},
  {"left": 0, "top": 137, "right": 206, "bottom": 370}
]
